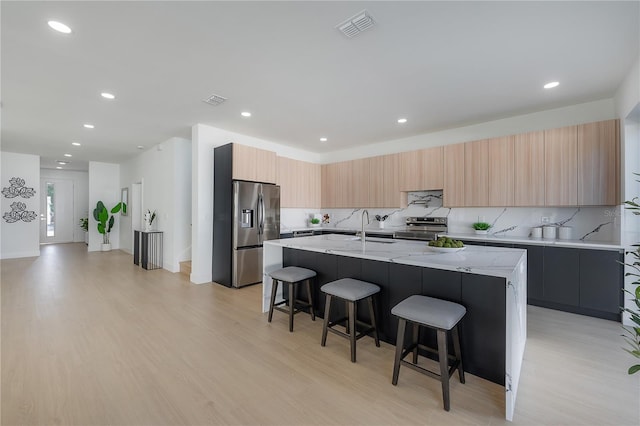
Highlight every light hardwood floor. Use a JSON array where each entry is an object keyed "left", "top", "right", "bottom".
[{"left": 2, "top": 243, "right": 638, "bottom": 425}]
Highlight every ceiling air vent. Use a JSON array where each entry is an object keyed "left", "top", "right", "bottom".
[
  {"left": 336, "top": 10, "right": 375, "bottom": 38},
  {"left": 202, "top": 93, "right": 227, "bottom": 106}
]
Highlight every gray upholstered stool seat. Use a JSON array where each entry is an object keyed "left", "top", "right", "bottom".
[
  {"left": 320, "top": 278, "right": 381, "bottom": 362},
  {"left": 391, "top": 295, "right": 466, "bottom": 411},
  {"left": 268, "top": 267, "right": 317, "bottom": 332}
]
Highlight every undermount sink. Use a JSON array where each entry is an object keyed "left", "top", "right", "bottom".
[{"left": 345, "top": 236, "right": 396, "bottom": 244}]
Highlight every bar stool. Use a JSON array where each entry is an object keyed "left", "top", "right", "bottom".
[
  {"left": 268, "top": 266, "right": 316, "bottom": 332},
  {"left": 391, "top": 295, "right": 466, "bottom": 411},
  {"left": 320, "top": 278, "right": 380, "bottom": 362}
]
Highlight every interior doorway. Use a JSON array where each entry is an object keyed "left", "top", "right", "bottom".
[{"left": 40, "top": 178, "right": 74, "bottom": 244}]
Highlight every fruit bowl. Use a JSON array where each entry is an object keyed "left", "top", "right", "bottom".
[{"left": 427, "top": 246, "right": 466, "bottom": 253}]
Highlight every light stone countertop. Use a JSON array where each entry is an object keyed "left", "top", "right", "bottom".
[
  {"left": 265, "top": 234, "right": 526, "bottom": 279},
  {"left": 442, "top": 232, "right": 625, "bottom": 250}
]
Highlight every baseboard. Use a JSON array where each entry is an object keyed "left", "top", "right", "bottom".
[{"left": 1, "top": 249, "right": 40, "bottom": 259}]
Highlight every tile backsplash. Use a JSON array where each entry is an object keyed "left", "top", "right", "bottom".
[{"left": 281, "top": 190, "right": 621, "bottom": 242}]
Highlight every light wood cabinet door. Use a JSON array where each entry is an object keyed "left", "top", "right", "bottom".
[
  {"left": 399, "top": 147, "right": 443, "bottom": 191},
  {"left": 232, "top": 144, "right": 257, "bottom": 181},
  {"left": 369, "top": 154, "right": 400, "bottom": 207},
  {"left": 302, "top": 162, "right": 321, "bottom": 208},
  {"left": 513, "top": 131, "right": 545, "bottom": 206},
  {"left": 464, "top": 139, "right": 489, "bottom": 207},
  {"left": 578, "top": 119, "right": 620, "bottom": 206},
  {"left": 350, "top": 158, "right": 370, "bottom": 208},
  {"left": 443, "top": 144, "right": 465, "bottom": 207},
  {"left": 488, "top": 136, "right": 514, "bottom": 206},
  {"left": 545, "top": 126, "right": 577, "bottom": 206},
  {"left": 232, "top": 144, "right": 276, "bottom": 183},
  {"left": 277, "top": 156, "right": 295, "bottom": 207},
  {"left": 321, "top": 163, "right": 338, "bottom": 208},
  {"left": 256, "top": 148, "right": 277, "bottom": 184}
]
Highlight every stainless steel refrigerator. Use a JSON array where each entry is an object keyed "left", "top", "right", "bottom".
[
  {"left": 231, "top": 181, "right": 280, "bottom": 287},
  {"left": 212, "top": 179, "right": 280, "bottom": 288}
]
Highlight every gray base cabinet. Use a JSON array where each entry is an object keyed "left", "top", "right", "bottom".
[{"left": 542, "top": 247, "right": 580, "bottom": 306}]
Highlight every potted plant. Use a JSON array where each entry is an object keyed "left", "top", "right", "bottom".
[
  {"left": 79, "top": 217, "right": 89, "bottom": 244},
  {"left": 309, "top": 217, "right": 321, "bottom": 228},
  {"left": 623, "top": 181, "right": 640, "bottom": 375},
  {"left": 375, "top": 214, "right": 389, "bottom": 229},
  {"left": 472, "top": 221, "right": 491, "bottom": 235},
  {"left": 93, "top": 200, "right": 126, "bottom": 251}
]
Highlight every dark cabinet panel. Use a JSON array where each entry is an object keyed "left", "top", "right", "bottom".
[
  {"left": 388, "top": 264, "right": 423, "bottom": 344},
  {"left": 461, "top": 273, "right": 506, "bottom": 385},
  {"left": 513, "top": 244, "right": 544, "bottom": 302},
  {"left": 543, "top": 247, "right": 580, "bottom": 306},
  {"left": 360, "top": 259, "right": 391, "bottom": 341},
  {"left": 422, "top": 268, "right": 462, "bottom": 302},
  {"left": 579, "top": 249, "right": 623, "bottom": 315}
]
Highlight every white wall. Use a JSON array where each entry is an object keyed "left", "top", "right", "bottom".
[
  {"left": 88, "top": 162, "right": 120, "bottom": 252},
  {"left": 615, "top": 55, "right": 639, "bottom": 120},
  {"left": 320, "top": 98, "right": 617, "bottom": 163},
  {"left": 40, "top": 169, "right": 89, "bottom": 243},
  {"left": 0, "top": 152, "right": 40, "bottom": 259},
  {"left": 119, "top": 137, "right": 191, "bottom": 272}
]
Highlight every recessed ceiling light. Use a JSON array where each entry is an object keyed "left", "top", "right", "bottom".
[
  {"left": 397, "top": 118, "right": 408, "bottom": 124},
  {"left": 71, "top": 142, "right": 81, "bottom": 146},
  {"left": 241, "top": 111, "right": 251, "bottom": 117},
  {"left": 56, "top": 166, "right": 63, "bottom": 169},
  {"left": 137, "top": 145, "right": 144, "bottom": 150},
  {"left": 64, "top": 154, "right": 72, "bottom": 157},
  {"left": 83, "top": 124, "right": 94, "bottom": 129},
  {"left": 48, "top": 20, "right": 72, "bottom": 34},
  {"left": 320, "top": 137, "right": 328, "bottom": 142},
  {"left": 57, "top": 161, "right": 68, "bottom": 165},
  {"left": 101, "top": 92, "right": 115, "bottom": 100},
  {"left": 544, "top": 81, "right": 560, "bottom": 89}
]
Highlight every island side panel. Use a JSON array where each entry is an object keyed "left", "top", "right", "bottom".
[
  {"left": 461, "top": 273, "right": 507, "bottom": 386},
  {"left": 506, "top": 255, "right": 528, "bottom": 422}
]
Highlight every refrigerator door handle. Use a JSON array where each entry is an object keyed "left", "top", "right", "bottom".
[{"left": 257, "top": 193, "right": 264, "bottom": 237}]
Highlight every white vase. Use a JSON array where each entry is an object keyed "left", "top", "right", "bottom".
[
  {"left": 101, "top": 243, "right": 112, "bottom": 251},
  {"left": 474, "top": 230, "right": 488, "bottom": 235},
  {"left": 378, "top": 221, "right": 385, "bottom": 229}
]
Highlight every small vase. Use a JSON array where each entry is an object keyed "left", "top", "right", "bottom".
[
  {"left": 101, "top": 243, "right": 112, "bottom": 252},
  {"left": 475, "top": 230, "right": 488, "bottom": 235},
  {"left": 378, "top": 221, "right": 385, "bottom": 229}
]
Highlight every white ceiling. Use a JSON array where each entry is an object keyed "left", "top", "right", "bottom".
[{"left": 2, "top": 1, "right": 638, "bottom": 171}]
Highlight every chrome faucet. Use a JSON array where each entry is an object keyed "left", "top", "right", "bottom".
[{"left": 361, "top": 209, "right": 370, "bottom": 243}]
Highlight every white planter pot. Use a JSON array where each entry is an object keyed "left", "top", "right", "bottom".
[
  {"left": 101, "top": 243, "right": 112, "bottom": 252},
  {"left": 84, "top": 232, "right": 88, "bottom": 244},
  {"left": 378, "top": 221, "right": 385, "bottom": 229},
  {"left": 474, "top": 230, "right": 488, "bottom": 235}
]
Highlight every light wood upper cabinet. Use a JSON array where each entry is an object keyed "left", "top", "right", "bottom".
[
  {"left": 399, "top": 147, "right": 443, "bottom": 191},
  {"left": 545, "top": 126, "right": 577, "bottom": 206},
  {"left": 513, "top": 131, "right": 545, "bottom": 206},
  {"left": 464, "top": 140, "right": 489, "bottom": 207},
  {"left": 578, "top": 119, "right": 620, "bottom": 206},
  {"left": 278, "top": 157, "right": 321, "bottom": 208},
  {"left": 321, "top": 163, "right": 338, "bottom": 208},
  {"left": 488, "top": 136, "right": 515, "bottom": 206},
  {"left": 350, "top": 158, "right": 370, "bottom": 208},
  {"left": 232, "top": 144, "right": 277, "bottom": 183},
  {"left": 443, "top": 144, "right": 465, "bottom": 207},
  {"left": 369, "top": 154, "right": 400, "bottom": 207}
]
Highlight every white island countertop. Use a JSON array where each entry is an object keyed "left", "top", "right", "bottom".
[{"left": 266, "top": 233, "right": 526, "bottom": 279}]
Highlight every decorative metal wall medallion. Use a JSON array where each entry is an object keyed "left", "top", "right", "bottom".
[
  {"left": 2, "top": 177, "right": 36, "bottom": 198},
  {"left": 3, "top": 202, "right": 38, "bottom": 223}
]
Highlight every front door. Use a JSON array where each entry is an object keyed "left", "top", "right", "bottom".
[{"left": 40, "top": 178, "right": 74, "bottom": 244}]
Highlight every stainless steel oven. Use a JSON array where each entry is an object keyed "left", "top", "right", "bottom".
[{"left": 393, "top": 217, "right": 448, "bottom": 241}]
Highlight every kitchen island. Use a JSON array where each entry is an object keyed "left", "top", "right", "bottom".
[{"left": 263, "top": 234, "right": 527, "bottom": 421}]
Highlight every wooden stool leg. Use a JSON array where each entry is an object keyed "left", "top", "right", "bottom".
[
  {"left": 412, "top": 322, "right": 420, "bottom": 364},
  {"left": 344, "top": 301, "right": 350, "bottom": 334},
  {"left": 321, "top": 294, "right": 332, "bottom": 346},
  {"left": 288, "top": 281, "right": 294, "bottom": 332},
  {"left": 368, "top": 296, "right": 380, "bottom": 347},
  {"left": 268, "top": 278, "right": 278, "bottom": 323},
  {"left": 392, "top": 318, "right": 407, "bottom": 385},
  {"left": 452, "top": 325, "right": 465, "bottom": 384},
  {"left": 437, "top": 329, "right": 450, "bottom": 411},
  {"left": 349, "top": 301, "right": 357, "bottom": 362},
  {"left": 306, "top": 279, "right": 315, "bottom": 321}
]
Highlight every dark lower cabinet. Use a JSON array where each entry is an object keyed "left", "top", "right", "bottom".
[
  {"left": 579, "top": 249, "right": 623, "bottom": 318},
  {"left": 542, "top": 247, "right": 580, "bottom": 307}
]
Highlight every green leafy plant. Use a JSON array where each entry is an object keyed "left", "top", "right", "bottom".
[
  {"left": 93, "top": 201, "right": 125, "bottom": 244},
  {"left": 310, "top": 218, "right": 320, "bottom": 225},
  {"left": 472, "top": 222, "right": 491, "bottom": 231},
  {"left": 623, "top": 179, "right": 640, "bottom": 374},
  {"left": 79, "top": 217, "right": 89, "bottom": 232}
]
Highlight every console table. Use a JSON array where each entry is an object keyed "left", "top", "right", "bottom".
[{"left": 134, "top": 230, "right": 163, "bottom": 270}]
